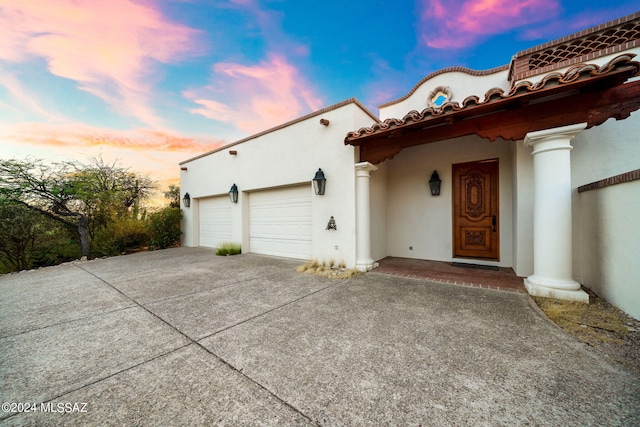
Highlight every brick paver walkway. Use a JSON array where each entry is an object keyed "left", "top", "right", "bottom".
[{"left": 374, "top": 257, "right": 526, "bottom": 293}]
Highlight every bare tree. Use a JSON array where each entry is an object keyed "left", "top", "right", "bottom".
[{"left": 0, "top": 157, "right": 156, "bottom": 259}]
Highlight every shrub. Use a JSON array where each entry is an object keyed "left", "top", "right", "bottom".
[
  {"left": 216, "top": 242, "right": 241, "bottom": 256},
  {"left": 93, "top": 216, "right": 151, "bottom": 257},
  {"left": 296, "top": 259, "right": 361, "bottom": 279},
  {"left": 0, "top": 203, "right": 81, "bottom": 272},
  {"left": 148, "top": 207, "right": 182, "bottom": 249},
  {"left": 32, "top": 225, "right": 82, "bottom": 267}
]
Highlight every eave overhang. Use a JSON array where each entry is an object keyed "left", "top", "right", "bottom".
[{"left": 345, "top": 54, "right": 640, "bottom": 164}]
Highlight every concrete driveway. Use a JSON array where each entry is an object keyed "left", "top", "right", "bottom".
[{"left": 1, "top": 248, "right": 638, "bottom": 426}]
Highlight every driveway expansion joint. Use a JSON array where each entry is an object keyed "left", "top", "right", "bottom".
[
  {"left": 72, "top": 263, "right": 325, "bottom": 426},
  {"left": 0, "top": 342, "right": 196, "bottom": 424},
  {"left": 199, "top": 280, "right": 342, "bottom": 341},
  {"left": 0, "top": 305, "right": 138, "bottom": 340},
  {"left": 140, "top": 271, "right": 286, "bottom": 305}
]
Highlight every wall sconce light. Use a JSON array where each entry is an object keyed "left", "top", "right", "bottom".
[
  {"left": 182, "top": 192, "right": 191, "bottom": 208},
  {"left": 313, "top": 168, "right": 326, "bottom": 195},
  {"left": 319, "top": 118, "right": 330, "bottom": 126},
  {"left": 229, "top": 183, "right": 238, "bottom": 203},
  {"left": 429, "top": 171, "right": 442, "bottom": 196}
]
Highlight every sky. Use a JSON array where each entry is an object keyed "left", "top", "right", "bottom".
[{"left": 1, "top": 0, "right": 638, "bottom": 201}]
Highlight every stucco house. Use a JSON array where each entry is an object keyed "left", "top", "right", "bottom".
[{"left": 180, "top": 13, "right": 640, "bottom": 319}]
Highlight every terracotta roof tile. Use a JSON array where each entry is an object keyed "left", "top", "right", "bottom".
[{"left": 345, "top": 54, "right": 640, "bottom": 143}]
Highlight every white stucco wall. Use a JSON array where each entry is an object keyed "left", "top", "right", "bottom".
[
  {"left": 571, "top": 112, "right": 640, "bottom": 185},
  {"left": 571, "top": 111, "right": 640, "bottom": 319},
  {"left": 180, "top": 101, "right": 376, "bottom": 269},
  {"left": 575, "top": 181, "right": 640, "bottom": 319},
  {"left": 379, "top": 68, "right": 510, "bottom": 121},
  {"left": 369, "top": 160, "right": 388, "bottom": 262},
  {"left": 511, "top": 141, "right": 534, "bottom": 277},
  {"left": 382, "top": 135, "right": 514, "bottom": 267}
]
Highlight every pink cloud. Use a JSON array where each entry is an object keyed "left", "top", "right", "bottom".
[
  {"left": 0, "top": 122, "right": 224, "bottom": 197},
  {"left": 0, "top": 122, "right": 224, "bottom": 153},
  {"left": 185, "top": 54, "right": 323, "bottom": 135},
  {"left": 229, "top": 0, "right": 256, "bottom": 5},
  {"left": 185, "top": 98, "right": 237, "bottom": 123},
  {"left": 418, "top": 0, "right": 560, "bottom": 48},
  {"left": 0, "top": 0, "right": 202, "bottom": 127}
]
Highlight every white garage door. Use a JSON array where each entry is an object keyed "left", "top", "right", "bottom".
[
  {"left": 249, "top": 185, "right": 312, "bottom": 259},
  {"left": 199, "top": 196, "right": 232, "bottom": 248}
]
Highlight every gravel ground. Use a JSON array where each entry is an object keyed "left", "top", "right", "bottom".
[{"left": 533, "top": 289, "right": 640, "bottom": 374}]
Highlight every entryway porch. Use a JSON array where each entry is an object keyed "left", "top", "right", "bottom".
[{"left": 375, "top": 257, "right": 525, "bottom": 293}]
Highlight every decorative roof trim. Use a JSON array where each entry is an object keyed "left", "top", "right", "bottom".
[
  {"left": 345, "top": 54, "right": 639, "bottom": 144},
  {"left": 509, "top": 12, "right": 640, "bottom": 81},
  {"left": 378, "top": 64, "right": 509, "bottom": 109},
  {"left": 180, "top": 98, "right": 379, "bottom": 165},
  {"left": 515, "top": 12, "right": 640, "bottom": 58}
]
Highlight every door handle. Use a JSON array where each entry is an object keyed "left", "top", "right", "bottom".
[{"left": 492, "top": 215, "right": 497, "bottom": 232}]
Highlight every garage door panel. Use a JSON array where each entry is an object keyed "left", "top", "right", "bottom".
[
  {"left": 249, "top": 237, "right": 311, "bottom": 258},
  {"left": 249, "top": 186, "right": 312, "bottom": 259},
  {"left": 199, "top": 197, "right": 232, "bottom": 248}
]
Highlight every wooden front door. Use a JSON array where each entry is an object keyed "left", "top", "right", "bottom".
[{"left": 452, "top": 159, "right": 499, "bottom": 260}]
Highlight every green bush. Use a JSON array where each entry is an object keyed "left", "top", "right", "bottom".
[
  {"left": 0, "top": 225, "right": 81, "bottom": 273},
  {"left": 0, "top": 202, "right": 81, "bottom": 273},
  {"left": 148, "top": 207, "right": 182, "bottom": 249},
  {"left": 93, "top": 216, "right": 151, "bottom": 257},
  {"left": 216, "top": 242, "right": 241, "bottom": 256},
  {"left": 31, "top": 225, "right": 82, "bottom": 267}
]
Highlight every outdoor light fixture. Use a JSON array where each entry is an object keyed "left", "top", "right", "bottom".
[
  {"left": 182, "top": 192, "right": 191, "bottom": 208},
  {"left": 313, "top": 168, "right": 326, "bottom": 195},
  {"left": 429, "top": 171, "right": 442, "bottom": 196},
  {"left": 229, "top": 184, "right": 239, "bottom": 203}
]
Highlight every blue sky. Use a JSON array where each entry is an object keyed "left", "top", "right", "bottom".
[{"left": 1, "top": 0, "right": 638, "bottom": 191}]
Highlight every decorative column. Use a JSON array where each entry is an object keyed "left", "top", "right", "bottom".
[
  {"left": 524, "top": 123, "right": 589, "bottom": 303},
  {"left": 355, "top": 162, "right": 377, "bottom": 272}
]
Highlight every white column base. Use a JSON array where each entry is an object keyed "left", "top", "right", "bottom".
[
  {"left": 356, "top": 259, "right": 377, "bottom": 272},
  {"left": 524, "top": 277, "right": 589, "bottom": 303}
]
